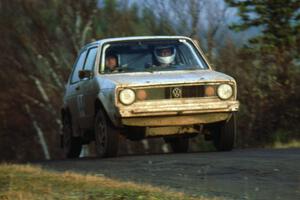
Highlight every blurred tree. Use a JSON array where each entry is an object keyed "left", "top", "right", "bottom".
[
  {"left": 0, "top": 0, "right": 100, "bottom": 161},
  {"left": 224, "top": 0, "right": 300, "bottom": 144},
  {"left": 0, "top": 0, "right": 173, "bottom": 161},
  {"left": 202, "top": 0, "right": 230, "bottom": 62},
  {"left": 226, "top": 0, "right": 300, "bottom": 82},
  {"left": 144, "top": 0, "right": 230, "bottom": 62},
  {"left": 1, "top": 0, "right": 299, "bottom": 160}
]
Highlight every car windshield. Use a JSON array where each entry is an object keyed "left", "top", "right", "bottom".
[{"left": 100, "top": 39, "right": 208, "bottom": 73}]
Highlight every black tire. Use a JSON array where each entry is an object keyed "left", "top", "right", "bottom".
[
  {"left": 165, "top": 137, "right": 189, "bottom": 153},
  {"left": 94, "top": 109, "right": 119, "bottom": 158},
  {"left": 62, "top": 115, "right": 82, "bottom": 158},
  {"left": 212, "top": 113, "right": 236, "bottom": 151}
]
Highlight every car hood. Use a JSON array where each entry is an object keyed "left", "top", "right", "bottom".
[{"left": 98, "top": 70, "right": 235, "bottom": 88}]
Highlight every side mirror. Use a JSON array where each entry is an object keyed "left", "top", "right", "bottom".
[{"left": 78, "top": 70, "right": 93, "bottom": 79}]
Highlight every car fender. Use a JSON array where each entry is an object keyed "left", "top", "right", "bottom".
[{"left": 97, "top": 90, "right": 122, "bottom": 127}]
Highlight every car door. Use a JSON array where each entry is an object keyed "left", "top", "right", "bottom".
[
  {"left": 77, "top": 46, "right": 98, "bottom": 130},
  {"left": 65, "top": 49, "right": 87, "bottom": 136}
]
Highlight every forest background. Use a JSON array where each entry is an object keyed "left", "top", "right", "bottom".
[{"left": 0, "top": 0, "right": 299, "bottom": 161}]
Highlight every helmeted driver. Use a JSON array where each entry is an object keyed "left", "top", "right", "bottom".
[{"left": 154, "top": 46, "right": 176, "bottom": 67}]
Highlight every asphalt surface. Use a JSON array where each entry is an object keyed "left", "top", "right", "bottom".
[{"left": 37, "top": 148, "right": 300, "bottom": 200}]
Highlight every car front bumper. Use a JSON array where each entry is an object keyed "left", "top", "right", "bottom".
[{"left": 118, "top": 98, "right": 239, "bottom": 126}]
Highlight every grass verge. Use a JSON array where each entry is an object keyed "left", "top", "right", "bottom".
[
  {"left": 268, "top": 139, "right": 300, "bottom": 149},
  {"left": 0, "top": 164, "right": 217, "bottom": 200},
  {"left": 267, "top": 129, "right": 300, "bottom": 149}
]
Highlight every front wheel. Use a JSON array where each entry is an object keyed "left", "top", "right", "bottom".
[
  {"left": 94, "top": 109, "right": 119, "bottom": 158},
  {"left": 62, "top": 115, "right": 82, "bottom": 158},
  {"left": 212, "top": 113, "right": 236, "bottom": 151}
]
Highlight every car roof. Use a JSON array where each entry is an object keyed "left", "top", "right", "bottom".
[{"left": 84, "top": 36, "right": 193, "bottom": 48}]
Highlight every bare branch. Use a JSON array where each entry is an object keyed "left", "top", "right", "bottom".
[{"left": 24, "top": 104, "right": 51, "bottom": 160}]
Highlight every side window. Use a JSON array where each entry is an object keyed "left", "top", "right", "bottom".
[
  {"left": 71, "top": 50, "right": 87, "bottom": 84},
  {"left": 83, "top": 47, "right": 97, "bottom": 71}
]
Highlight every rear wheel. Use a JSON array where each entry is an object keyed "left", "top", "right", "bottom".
[
  {"left": 212, "top": 114, "right": 236, "bottom": 151},
  {"left": 62, "top": 115, "right": 82, "bottom": 158},
  {"left": 165, "top": 137, "right": 189, "bottom": 153},
  {"left": 94, "top": 109, "right": 119, "bottom": 158}
]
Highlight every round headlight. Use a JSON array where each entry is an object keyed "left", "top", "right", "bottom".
[
  {"left": 217, "top": 84, "right": 233, "bottom": 100},
  {"left": 119, "top": 89, "right": 135, "bottom": 105}
]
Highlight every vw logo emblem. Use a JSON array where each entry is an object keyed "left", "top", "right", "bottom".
[{"left": 172, "top": 87, "right": 182, "bottom": 98}]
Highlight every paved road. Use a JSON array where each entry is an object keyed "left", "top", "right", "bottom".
[{"left": 38, "top": 148, "right": 300, "bottom": 200}]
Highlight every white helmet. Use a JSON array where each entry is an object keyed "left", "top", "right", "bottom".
[{"left": 154, "top": 46, "right": 176, "bottom": 65}]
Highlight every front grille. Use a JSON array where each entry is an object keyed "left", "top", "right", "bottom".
[
  {"left": 166, "top": 86, "right": 204, "bottom": 98},
  {"left": 136, "top": 85, "right": 212, "bottom": 101}
]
